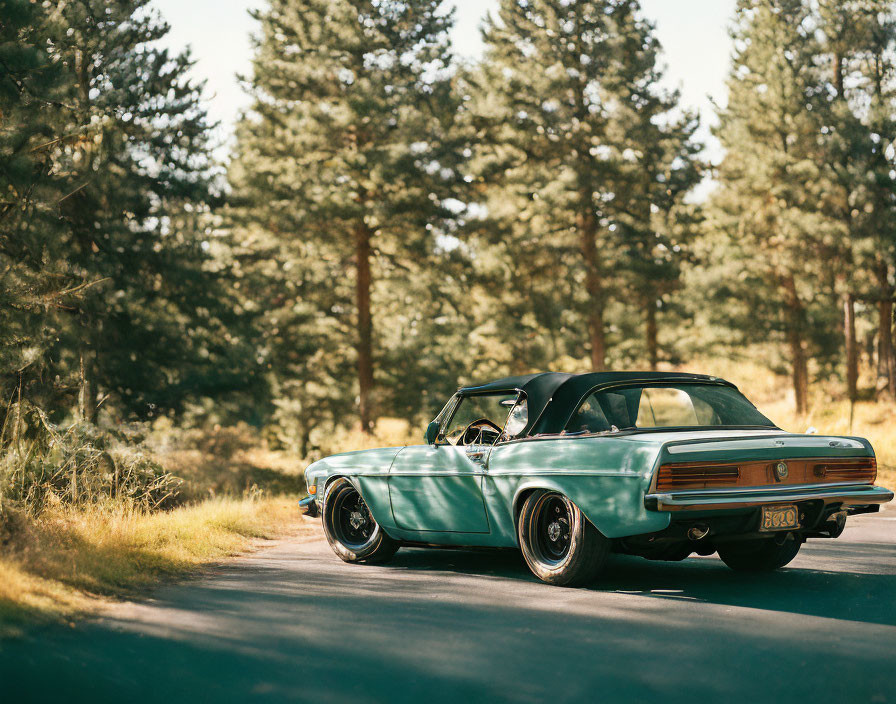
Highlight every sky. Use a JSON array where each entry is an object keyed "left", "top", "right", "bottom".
[{"left": 153, "top": 0, "right": 737, "bottom": 165}]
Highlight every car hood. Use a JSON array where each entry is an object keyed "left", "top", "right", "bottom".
[{"left": 304, "top": 446, "right": 404, "bottom": 487}]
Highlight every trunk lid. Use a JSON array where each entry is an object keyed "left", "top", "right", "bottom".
[{"left": 654, "top": 430, "right": 873, "bottom": 466}]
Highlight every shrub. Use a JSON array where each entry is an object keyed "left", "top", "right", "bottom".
[{"left": 0, "top": 404, "right": 181, "bottom": 520}]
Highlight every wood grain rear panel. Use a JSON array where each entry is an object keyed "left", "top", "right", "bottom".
[{"left": 655, "top": 457, "right": 876, "bottom": 492}]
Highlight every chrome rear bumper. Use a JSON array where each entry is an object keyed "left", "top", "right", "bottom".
[{"left": 645, "top": 482, "right": 894, "bottom": 512}]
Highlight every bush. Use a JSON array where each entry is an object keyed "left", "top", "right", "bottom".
[{"left": 0, "top": 404, "right": 181, "bottom": 519}]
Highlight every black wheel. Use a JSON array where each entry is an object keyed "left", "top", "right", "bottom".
[
  {"left": 717, "top": 535, "right": 801, "bottom": 572},
  {"left": 517, "top": 490, "right": 609, "bottom": 586},
  {"left": 322, "top": 478, "right": 399, "bottom": 564}
]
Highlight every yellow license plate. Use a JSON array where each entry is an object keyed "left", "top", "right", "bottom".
[{"left": 760, "top": 504, "right": 800, "bottom": 531}]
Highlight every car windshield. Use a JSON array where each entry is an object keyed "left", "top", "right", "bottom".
[
  {"left": 443, "top": 393, "right": 519, "bottom": 444},
  {"left": 565, "top": 383, "right": 775, "bottom": 433}
]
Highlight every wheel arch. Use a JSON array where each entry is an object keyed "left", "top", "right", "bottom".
[
  {"left": 512, "top": 480, "right": 605, "bottom": 539},
  {"left": 322, "top": 473, "right": 352, "bottom": 494},
  {"left": 322, "top": 473, "right": 399, "bottom": 538}
]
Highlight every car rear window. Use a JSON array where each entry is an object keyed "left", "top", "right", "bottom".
[{"left": 565, "top": 383, "right": 775, "bottom": 433}]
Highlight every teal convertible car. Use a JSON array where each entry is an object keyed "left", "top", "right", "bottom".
[{"left": 301, "top": 372, "right": 893, "bottom": 585}]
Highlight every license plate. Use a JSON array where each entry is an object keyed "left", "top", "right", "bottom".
[{"left": 760, "top": 504, "right": 800, "bottom": 532}]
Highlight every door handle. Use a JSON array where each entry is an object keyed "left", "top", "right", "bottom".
[{"left": 467, "top": 451, "right": 484, "bottom": 460}]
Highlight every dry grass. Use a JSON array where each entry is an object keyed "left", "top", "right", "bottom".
[
  {"left": 0, "top": 496, "right": 311, "bottom": 638},
  {"left": 146, "top": 422, "right": 306, "bottom": 500},
  {"left": 312, "top": 417, "right": 418, "bottom": 459}
]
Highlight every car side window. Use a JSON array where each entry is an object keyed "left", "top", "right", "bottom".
[{"left": 565, "top": 393, "right": 612, "bottom": 433}]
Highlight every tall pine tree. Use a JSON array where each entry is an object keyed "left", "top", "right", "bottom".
[
  {"left": 465, "top": 0, "right": 701, "bottom": 372},
  {"left": 230, "top": 0, "right": 464, "bottom": 435},
  {"left": 0, "top": 0, "right": 71, "bottom": 418},
  {"left": 1, "top": 0, "right": 234, "bottom": 425},
  {"left": 712, "top": 0, "right": 836, "bottom": 414},
  {"left": 817, "top": 0, "right": 896, "bottom": 398},
  {"left": 49, "top": 0, "right": 228, "bottom": 421}
]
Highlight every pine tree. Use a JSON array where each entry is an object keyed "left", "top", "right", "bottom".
[
  {"left": 606, "top": 4, "right": 704, "bottom": 370},
  {"left": 1, "top": 0, "right": 228, "bottom": 423},
  {"left": 229, "top": 0, "right": 464, "bottom": 434},
  {"left": 819, "top": 0, "right": 896, "bottom": 398},
  {"left": 465, "top": 0, "right": 700, "bottom": 372},
  {"left": 816, "top": 0, "right": 868, "bottom": 404},
  {"left": 712, "top": 0, "right": 836, "bottom": 415},
  {"left": 0, "top": 0, "right": 72, "bottom": 419},
  {"left": 859, "top": 3, "right": 896, "bottom": 397}
]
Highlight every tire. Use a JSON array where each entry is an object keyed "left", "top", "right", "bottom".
[
  {"left": 717, "top": 535, "right": 801, "bottom": 572},
  {"left": 322, "top": 478, "right": 399, "bottom": 564},
  {"left": 517, "top": 490, "right": 609, "bottom": 586}
]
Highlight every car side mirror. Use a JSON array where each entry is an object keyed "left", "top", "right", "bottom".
[{"left": 424, "top": 420, "right": 440, "bottom": 445}]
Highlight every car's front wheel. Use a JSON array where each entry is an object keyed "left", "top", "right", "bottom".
[
  {"left": 717, "top": 534, "right": 801, "bottom": 572},
  {"left": 322, "top": 478, "right": 399, "bottom": 564},
  {"left": 517, "top": 490, "right": 609, "bottom": 586}
]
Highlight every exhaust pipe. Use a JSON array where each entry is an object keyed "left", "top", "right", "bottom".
[
  {"left": 687, "top": 524, "right": 710, "bottom": 541},
  {"left": 820, "top": 511, "right": 846, "bottom": 539}
]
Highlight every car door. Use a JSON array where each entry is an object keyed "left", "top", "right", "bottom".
[
  {"left": 387, "top": 391, "right": 518, "bottom": 533},
  {"left": 388, "top": 443, "right": 490, "bottom": 533}
]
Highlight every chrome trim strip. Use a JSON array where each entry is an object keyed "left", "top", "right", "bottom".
[
  {"left": 646, "top": 483, "right": 894, "bottom": 508},
  {"left": 651, "top": 481, "right": 877, "bottom": 499},
  {"left": 388, "top": 471, "right": 486, "bottom": 477},
  {"left": 486, "top": 469, "right": 635, "bottom": 477}
]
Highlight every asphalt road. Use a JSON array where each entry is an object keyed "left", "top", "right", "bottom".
[{"left": 3, "top": 510, "right": 896, "bottom": 704}]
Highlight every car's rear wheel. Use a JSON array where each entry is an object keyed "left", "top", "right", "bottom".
[
  {"left": 517, "top": 490, "right": 609, "bottom": 586},
  {"left": 717, "top": 534, "right": 801, "bottom": 572},
  {"left": 322, "top": 478, "right": 399, "bottom": 564}
]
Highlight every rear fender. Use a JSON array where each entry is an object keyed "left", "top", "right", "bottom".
[
  {"left": 512, "top": 479, "right": 570, "bottom": 524},
  {"left": 511, "top": 475, "right": 670, "bottom": 540}
]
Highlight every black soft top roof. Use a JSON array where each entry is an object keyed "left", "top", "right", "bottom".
[{"left": 458, "top": 371, "right": 737, "bottom": 436}]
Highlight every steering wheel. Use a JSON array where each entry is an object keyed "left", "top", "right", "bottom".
[{"left": 460, "top": 418, "right": 503, "bottom": 446}]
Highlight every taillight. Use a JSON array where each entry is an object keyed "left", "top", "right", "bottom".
[
  {"left": 812, "top": 458, "right": 876, "bottom": 482},
  {"left": 656, "top": 464, "right": 740, "bottom": 491}
]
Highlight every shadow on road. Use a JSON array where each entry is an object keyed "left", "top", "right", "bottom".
[
  {"left": 2, "top": 533, "right": 894, "bottom": 704},
  {"left": 385, "top": 539, "right": 896, "bottom": 627}
]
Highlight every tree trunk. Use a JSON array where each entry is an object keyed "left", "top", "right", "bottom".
[
  {"left": 833, "top": 51, "right": 844, "bottom": 98},
  {"left": 833, "top": 50, "right": 859, "bottom": 406},
  {"left": 782, "top": 275, "right": 809, "bottom": 415},
  {"left": 646, "top": 301, "right": 658, "bottom": 371},
  {"left": 579, "top": 209, "right": 606, "bottom": 371},
  {"left": 844, "top": 293, "right": 858, "bottom": 403},
  {"left": 879, "top": 297, "right": 895, "bottom": 398},
  {"left": 876, "top": 261, "right": 895, "bottom": 398},
  {"left": 78, "top": 344, "right": 96, "bottom": 424},
  {"left": 355, "top": 222, "right": 374, "bottom": 434},
  {"left": 787, "top": 323, "right": 809, "bottom": 417}
]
